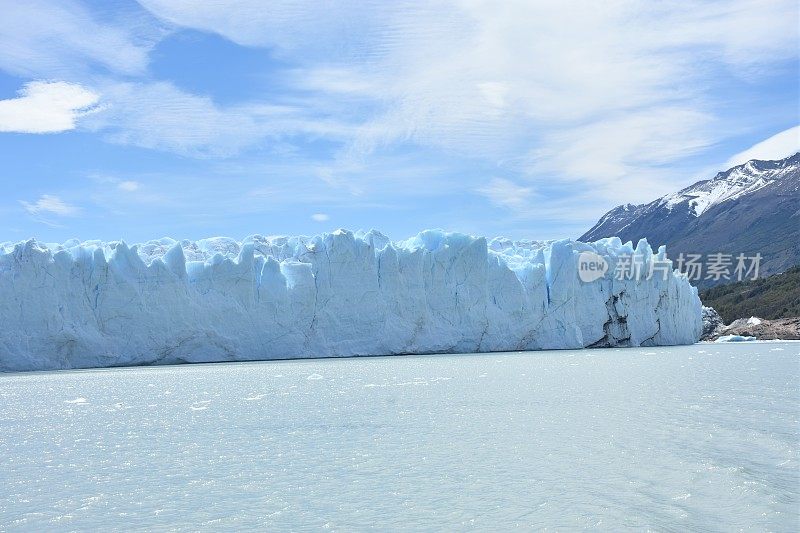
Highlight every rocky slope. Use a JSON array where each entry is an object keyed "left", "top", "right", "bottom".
[{"left": 702, "top": 315, "right": 800, "bottom": 341}]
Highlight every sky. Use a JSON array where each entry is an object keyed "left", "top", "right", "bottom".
[{"left": 0, "top": 0, "right": 798, "bottom": 244}]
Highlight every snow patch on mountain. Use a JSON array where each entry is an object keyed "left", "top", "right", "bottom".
[{"left": 661, "top": 157, "right": 798, "bottom": 216}]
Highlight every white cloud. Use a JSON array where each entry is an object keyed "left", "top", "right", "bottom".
[
  {"left": 19, "top": 194, "right": 80, "bottom": 216},
  {"left": 0, "top": 0, "right": 156, "bottom": 78},
  {"left": 475, "top": 178, "right": 534, "bottom": 210},
  {"left": 0, "top": 0, "right": 794, "bottom": 236},
  {"left": 311, "top": 213, "right": 330, "bottom": 222},
  {"left": 725, "top": 126, "right": 800, "bottom": 168},
  {"left": 82, "top": 81, "right": 259, "bottom": 156},
  {"left": 88, "top": 174, "right": 147, "bottom": 195},
  {"left": 135, "top": 0, "right": 798, "bottom": 185},
  {"left": 81, "top": 81, "right": 354, "bottom": 156},
  {"left": 526, "top": 107, "right": 715, "bottom": 203},
  {"left": 136, "top": 0, "right": 372, "bottom": 50},
  {"left": 0, "top": 81, "right": 99, "bottom": 134},
  {"left": 118, "top": 180, "right": 141, "bottom": 192}
]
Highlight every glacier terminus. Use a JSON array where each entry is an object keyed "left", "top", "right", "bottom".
[{"left": 0, "top": 230, "right": 702, "bottom": 371}]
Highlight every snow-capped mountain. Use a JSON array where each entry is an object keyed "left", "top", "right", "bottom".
[
  {"left": 581, "top": 153, "right": 800, "bottom": 282},
  {"left": 662, "top": 155, "right": 798, "bottom": 216}
]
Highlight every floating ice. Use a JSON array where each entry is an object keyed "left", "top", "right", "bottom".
[
  {"left": 64, "top": 397, "right": 88, "bottom": 404},
  {"left": 715, "top": 335, "right": 757, "bottom": 343},
  {"left": 0, "top": 229, "right": 702, "bottom": 371}
]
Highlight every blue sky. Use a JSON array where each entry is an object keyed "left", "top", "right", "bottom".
[{"left": 0, "top": 0, "right": 798, "bottom": 244}]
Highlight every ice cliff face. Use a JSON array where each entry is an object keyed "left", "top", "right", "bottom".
[
  {"left": 0, "top": 230, "right": 702, "bottom": 371},
  {"left": 701, "top": 306, "right": 725, "bottom": 340}
]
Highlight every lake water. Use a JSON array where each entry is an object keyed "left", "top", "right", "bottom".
[{"left": 1, "top": 342, "right": 798, "bottom": 531}]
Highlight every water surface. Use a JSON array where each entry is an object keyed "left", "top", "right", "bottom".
[{"left": 1, "top": 343, "right": 798, "bottom": 530}]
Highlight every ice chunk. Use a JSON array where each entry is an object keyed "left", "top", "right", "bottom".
[{"left": 714, "top": 335, "right": 757, "bottom": 342}]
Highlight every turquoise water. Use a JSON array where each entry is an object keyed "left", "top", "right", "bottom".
[{"left": 1, "top": 343, "right": 798, "bottom": 530}]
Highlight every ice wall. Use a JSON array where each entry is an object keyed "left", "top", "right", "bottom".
[{"left": 0, "top": 230, "right": 702, "bottom": 371}]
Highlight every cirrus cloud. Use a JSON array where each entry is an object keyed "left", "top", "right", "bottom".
[
  {"left": 475, "top": 178, "right": 535, "bottom": 211},
  {"left": 19, "top": 194, "right": 81, "bottom": 216},
  {"left": 133, "top": 0, "right": 798, "bottom": 195}
]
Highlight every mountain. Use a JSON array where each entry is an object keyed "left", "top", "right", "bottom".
[{"left": 580, "top": 153, "right": 800, "bottom": 284}]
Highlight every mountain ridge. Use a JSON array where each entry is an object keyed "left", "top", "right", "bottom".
[{"left": 580, "top": 152, "right": 800, "bottom": 284}]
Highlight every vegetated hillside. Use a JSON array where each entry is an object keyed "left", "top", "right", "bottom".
[{"left": 700, "top": 265, "right": 800, "bottom": 323}]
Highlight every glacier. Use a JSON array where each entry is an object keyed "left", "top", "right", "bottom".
[{"left": 0, "top": 229, "right": 702, "bottom": 372}]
